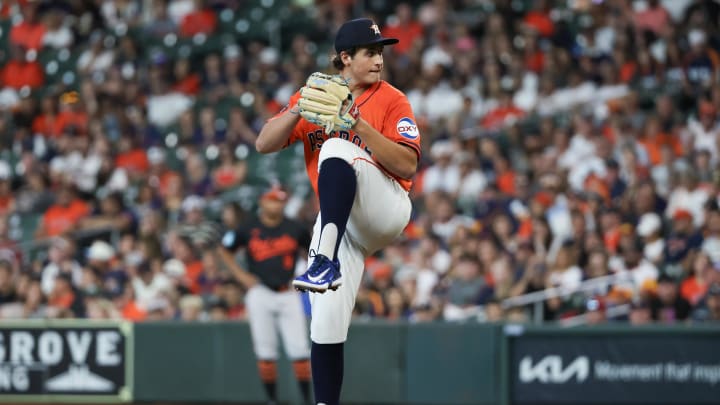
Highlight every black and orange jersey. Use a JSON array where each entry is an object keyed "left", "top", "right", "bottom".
[
  {"left": 271, "top": 80, "right": 421, "bottom": 194},
  {"left": 221, "top": 216, "right": 311, "bottom": 289}
]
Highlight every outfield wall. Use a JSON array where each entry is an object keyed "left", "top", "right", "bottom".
[{"left": 1, "top": 320, "right": 718, "bottom": 404}]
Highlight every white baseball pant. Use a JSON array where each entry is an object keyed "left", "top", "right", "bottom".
[
  {"left": 308, "top": 138, "right": 412, "bottom": 344},
  {"left": 245, "top": 284, "right": 311, "bottom": 360}
]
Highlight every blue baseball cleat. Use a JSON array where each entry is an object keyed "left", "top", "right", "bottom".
[{"left": 293, "top": 253, "right": 342, "bottom": 293}]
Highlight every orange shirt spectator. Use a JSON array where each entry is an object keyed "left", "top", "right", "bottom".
[
  {"left": 122, "top": 300, "right": 147, "bottom": 321},
  {"left": 481, "top": 104, "right": 525, "bottom": 131},
  {"left": 496, "top": 168, "right": 516, "bottom": 195},
  {"left": 524, "top": 11, "right": 554, "bottom": 37},
  {"left": 53, "top": 92, "right": 88, "bottom": 135},
  {"left": 183, "top": 260, "right": 204, "bottom": 294},
  {"left": 619, "top": 61, "right": 637, "bottom": 83},
  {"left": 525, "top": 49, "right": 544, "bottom": 73},
  {"left": 116, "top": 149, "right": 150, "bottom": 174},
  {"left": 640, "top": 133, "right": 683, "bottom": 165},
  {"left": 173, "top": 73, "right": 201, "bottom": 95},
  {"left": 32, "top": 113, "right": 57, "bottom": 137},
  {"left": 0, "top": 195, "right": 14, "bottom": 217},
  {"left": 0, "top": 59, "right": 44, "bottom": 89},
  {"left": 42, "top": 199, "right": 91, "bottom": 237},
  {"left": 179, "top": 8, "right": 217, "bottom": 37},
  {"left": 681, "top": 276, "right": 708, "bottom": 306},
  {"left": 382, "top": 21, "right": 423, "bottom": 55},
  {"left": 10, "top": 20, "right": 45, "bottom": 51},
  {"left": 54, "top": 110, "right": 89, "bottom": 136}
]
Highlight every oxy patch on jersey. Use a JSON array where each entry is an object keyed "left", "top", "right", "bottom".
[{"left": 396, "top": 117, "right": 419, "bottom": 140}]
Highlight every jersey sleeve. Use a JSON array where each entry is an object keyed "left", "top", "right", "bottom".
[
  {"left": 383, "top": 96, "right": 421, "bottom": 159},
  {"left": 221, "top": 226, "right": 249, "bottom": 251},
  {"left": 268, "top": 91, "right": 305, "bottom": 148}
]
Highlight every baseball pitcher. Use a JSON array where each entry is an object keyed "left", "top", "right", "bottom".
[{"left": 255, "top": 18, "right": 420, "bottom": 405}]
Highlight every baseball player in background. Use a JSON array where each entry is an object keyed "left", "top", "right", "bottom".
[
  {"left": 255, "top": 18, "right": 420, "bottom": 405},
  {"left": 218, "top": 185, "right": 313, "bottom": 405}
]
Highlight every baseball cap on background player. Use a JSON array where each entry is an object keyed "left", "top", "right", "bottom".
[
  {"left": 261, "top": 185, "right": 289, "bottom": 202},
  {"left": 334, "top": 18, "right": 399, "bottom": 53}
]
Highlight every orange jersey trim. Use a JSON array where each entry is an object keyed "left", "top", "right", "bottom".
[{"left": 272, "top": 80, "right": 420, "bottom": 194}]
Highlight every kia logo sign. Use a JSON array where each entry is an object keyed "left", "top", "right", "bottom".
[
  {"left": 396, "top": 117, "right": 419, "bottom": 140},
  {"left": 519, "top": 355, "right": 590, "bottom": 384}
]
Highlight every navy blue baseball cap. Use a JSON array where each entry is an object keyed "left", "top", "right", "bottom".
[{"left": 334, "top": 18, "right": 399, "bottom": 53}]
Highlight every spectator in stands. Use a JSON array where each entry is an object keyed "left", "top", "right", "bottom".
[
  {"left": 650, "top": 274, "right": 692, "bottom": 323},
  {"left": 663, "top": 208, "right": 704, "bottom": 274},
  {"left": 77, "top": 31, "right": 115, "bottom": 76},
  {"left": 9, "top": 1, "right": 45, "bottom": 51},
  {"left": 692, "top": 282, "right": 720, "bottom": 323},
  {"left": 179, "top": 0, "right": 217, "bottom": 37},
  {"left": 0, "top": 45, "right": 44, "bottom": 90},
  {"left": 382, "top": 2, "right": 424, "bottom": 56},
  {"left": 440, "top": 255, "right": 492, "bottom": 321},
  {"left": 47, "top": 273, "right": 84, "bottom": 317},
  {"left": 628, "top": 298, "right": 653, "bottom": 325},
  {"left": 636, "top": 212, "right": 665, "bottom": 265},
  {"left": 42, "top": 4, "right": 73, "bottom": 49},
  {"left": 681, "top": 253, "right": 714, "bottom": 306}
]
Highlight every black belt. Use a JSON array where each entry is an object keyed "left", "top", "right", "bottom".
[{"left": 266, "top": 284, "right": 290, "bottom": 292}]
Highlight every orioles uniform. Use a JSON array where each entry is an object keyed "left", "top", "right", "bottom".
[{"left": 220, "top": 187, "right": 313, "bottom": 405}]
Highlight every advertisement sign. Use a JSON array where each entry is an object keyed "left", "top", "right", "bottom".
[
  {"left": 509, "top": 332, "right": 720, "bottom": 404},
  {"left": 0, "top": 320, "right": 133, "bottom": 403}
]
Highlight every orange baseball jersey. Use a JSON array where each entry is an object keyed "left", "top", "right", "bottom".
[{"left": 274, "top": 80, "right": 421, "bottom": 193}]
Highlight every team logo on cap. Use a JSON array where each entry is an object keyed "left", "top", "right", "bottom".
[
  {"left": 370, "top": 24, "right": 380, "bottom": 35},
  {"left": 396, "top": 117, "right": 419, "bottom": 140}
]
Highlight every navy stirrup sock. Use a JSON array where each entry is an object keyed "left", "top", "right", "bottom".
[
  {"left": 311, "top": 342, "right": 344, "bottom": 405},
  {"left": 317, "top": 158, "right": 356, "bottom": 260}
]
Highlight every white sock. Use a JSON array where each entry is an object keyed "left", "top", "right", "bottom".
[{"left": 317, "top": 223, "right": 338, "bottom": 260}]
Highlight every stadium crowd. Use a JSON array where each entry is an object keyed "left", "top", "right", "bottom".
[{"left": 0, "top": 0, "right": 719, "bottom": 326}]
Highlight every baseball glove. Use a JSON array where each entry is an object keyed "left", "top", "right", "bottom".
[{"left": 298, "top": 72, "right": 360, "bottom": 133}]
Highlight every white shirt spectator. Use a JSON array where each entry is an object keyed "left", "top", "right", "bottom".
[
  {"left": 432, "top": 214, "right": 475, "bottom": 244},
  {"left": 423, "top": 164, "right": 460, "bottom": 195},
  {"left": 547, "top": 265, "right": 583, "bottom": 292},
  {"left": 132, "top": 273, "right": 173, "bottom": 310},
  {"left": 43, "top": 26, "right": 73, "bottom": 49},
  {"left": 62, "top": 151, "right": 103, "bottom": 193},
  {"left": 610, "top": 258, "right": 659, "bottom": 290},
  {"left": 77, "top": 49, "right": 115, "bottom": 74},
  {"left": 421, "top": 45, "right": 453, "bottom": 73},
  {"left": 685, "top": 117, "right": 720, "bottom": 164},
  {"left": 644, "top": 239, "right": 665, "bottom": 264},
  {"left": 558, "top": 133, "right": 596, "bottom": 170},
  {"left": 665, "top": 186, "right": 710, "bottom": 228},
  {"left": 408, "top": 81, "right": 465, "bottom": 123},
  {"left": 147, "top": 92, "right": 194, "bottom": 127},
  {"left": 41, "top": 260, "right": 83, "bottom": 296},
  {"left": 457, "top": 169, "right": 487, "bottom": 202},
  {"left": 567, "top": 155, "right": 607, "bottom": 192},
  {"left": 167, "top": 0, "right": 195, "bottom": 24}
]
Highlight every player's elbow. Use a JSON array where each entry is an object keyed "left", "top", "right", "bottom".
[
  {"left": 255, "top": 137, "right": 269, "bottom": 153},
  {"left": 255, "top": 135, "right": 275, "bottom": 154},
  {"left": 396, "top": 160, "right": 417, "bottom": 180}
]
